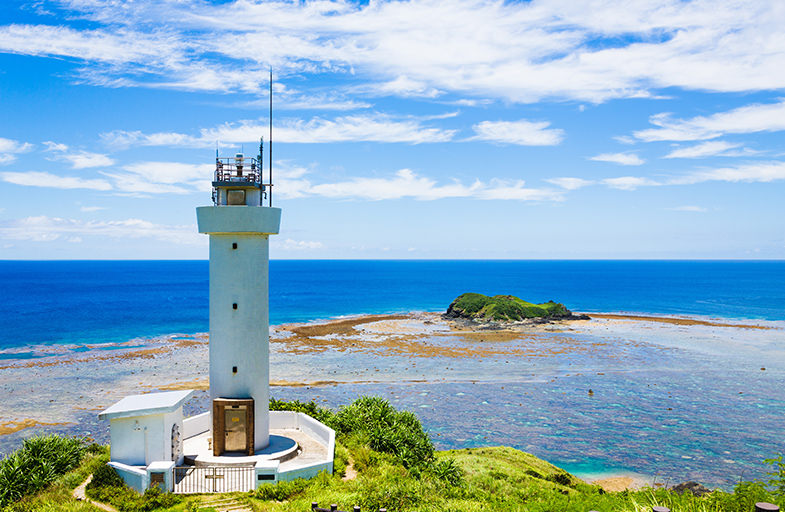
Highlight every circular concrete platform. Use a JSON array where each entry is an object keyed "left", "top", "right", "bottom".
[{"left": 184, "top": 434, "right": 299, "bottom": 467}]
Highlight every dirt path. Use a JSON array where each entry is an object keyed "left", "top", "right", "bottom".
[{"left": 72, "top": 475, "right": 118, "bottom": 512}]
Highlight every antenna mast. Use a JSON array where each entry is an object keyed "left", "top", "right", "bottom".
[{"left": 269, "top": 68, "right": 273, "bottom": 208}]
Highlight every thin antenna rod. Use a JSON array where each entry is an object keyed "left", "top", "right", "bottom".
[{"left": 269, "top": 67, "right": 273, "bottom": 208}]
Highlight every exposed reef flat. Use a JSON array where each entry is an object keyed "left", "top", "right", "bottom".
[{"left": 1, "top": 311, "right": 783, "bottom": 489}]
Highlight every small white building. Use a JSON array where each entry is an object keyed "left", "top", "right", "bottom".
[
  {"left": 99, "top": 140, "right": 334, "bottom": 494},
  {"left": 98, "top": 390, "right": 192, "bottom": 466}
]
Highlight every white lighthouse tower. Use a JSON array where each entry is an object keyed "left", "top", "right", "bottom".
[{"left": 196, "top": 144, "right": 280, "bottom": 455}]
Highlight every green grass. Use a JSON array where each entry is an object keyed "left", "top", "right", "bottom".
[{"left": 446, "top": 292, "right": 571, "bottom": 322}]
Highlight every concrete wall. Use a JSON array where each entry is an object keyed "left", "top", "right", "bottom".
[
  {"left": 267, "top": 411, "right": 335, "bottom": 482},
  {"left": 108, "top": 462, "right": 148, "bottom": 493},
  {"left": 276, "top": 461, "right": 333, "bottom": 482},
  {"left": 109, "top": 409, "right": 183, "bottom": 465},
  {"left": 269, "top": 411, "right": 336, "bottom": 456},
  {"left": 182, "top": 412, "right": 210, "bottom": 439}
]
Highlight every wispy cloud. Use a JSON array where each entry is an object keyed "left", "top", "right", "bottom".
[
  {"left": 590, "top": 153, "right": 645, "bottom": 166},
  {"left": 1, "top": 171, "right": 112, "bottom": 190},
  {"left": 673, "top": 161, "right": 785, "bottom": 185},
  {"left": 274, "top": 238, "right": 325, "bottom": 251},
  {"left": 545, "top": 177, "right": 594, "bottom": 190},
  {"left": 470, "top": 120, "right": 565, "bottom": 146},
  {"left": 280, "top": 168, "right": 562, "bottom": 202},
  {"left": 44, "top": 142, "right": 115, "bottom": 168},
  {"left": 602, "top": 176, "right": 660, "bottom": 190},
  {"left": 599, "top": 161, "right": 785, "bottom": 190},
  {"left": 667, "top": 205, "right": 707, "bottom": 212},
  {"left": 102, "top": 113, "right": 456, "bottom": 148},
  {"left": 0, "top": 216, "right": 201, "bottom": 244},
  {"left": 634, "top": 100, "right": 785, "bottom": 142},
  {"left": 663, "top": 141, "right": 750, "bottom": 159},
  {"left": 0, "top": 137, "right": 33, "bottom": 165}
]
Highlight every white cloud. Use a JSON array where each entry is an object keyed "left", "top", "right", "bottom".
[
  {"left": 366, "top": 76, "right": 442, "bottom": 98},
  {"left": 0, "top": 216, "right": 201, "bottom": 244},
  {"left": 634, "top": 101, "right": 785, "bottom": 142},
  {"left": 602, "top": 176, "right": 660, "bottom": 190},
  {"left": 63, "top": 151, "right": 115, "bottom": 169},
  {"left": 590, "top": 153, "right": 645, "bottom": 166},
  {"left": 6, "top": 1, "right": 785, "bottom": 103},
  {"left": 667, "top": 205, "right": 707, "bottom": 212},
  {"left": 663, "top": 141, "right": 746, "bottom": 159},
  {"left": 80, "top": 206, "right": 105, "bottom": 212},
  {"left": 43, "top": 141, "right": 69, "bottom": 152},
  {"left": 274, "top": 238, "right": 325, "bottom": 251},
  {"left": 600, "top": 161, "right": 785, "bottom": 191},
  {"left": 1, "top": 171, "right": 112, "bottom": 190},
  {"left": 471, "top": 120, "right": 564, "bottom": 146},
  {"left": 43, "top": 141, "right": 115, "bottom": 168},
  {"left": 673, "top": 161, "right": 785, "bottom": 185},
  {"left": 0, "top": 137, "right": 33, "bottom": 165},
  {"left": 546, "top": 177, "right": 594, "bottom": 190},
  {"left": 303, "top": 168, "right": 562, "bottom": 201},
  {"left": 102, "top": 114, "right": 456, "bottom": 148}
]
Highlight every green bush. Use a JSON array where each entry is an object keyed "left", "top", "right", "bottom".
[
  {"left": 269, "top": 397, "right": 336, "bottom": 426},
  {"left": 86, "top": 463, "right": 124, "bottom": 490},
  {"left": 0, "top": 434, "right": 87, "bottom": 507},
  {"left": 428, "top": 458, "right": 464, "bottom": 486},
  {"left": 333, "top": 396, "right": 434, "bottom": 471}
]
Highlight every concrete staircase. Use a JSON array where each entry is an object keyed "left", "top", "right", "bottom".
[{"left": 197, "top": 496, "right": 252, "bottom": 512}]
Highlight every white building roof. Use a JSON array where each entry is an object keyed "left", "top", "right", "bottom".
[{"left": 98, "top": 390, "right": 194, "bottom": 421}]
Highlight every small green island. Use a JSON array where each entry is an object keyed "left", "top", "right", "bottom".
[{"left": 444, "top": 292, "right": 589, "bottom": 323}]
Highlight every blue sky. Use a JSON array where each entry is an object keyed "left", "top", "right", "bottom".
[{"left": 1, "top": 0, "right": 784, "bottom": 259}]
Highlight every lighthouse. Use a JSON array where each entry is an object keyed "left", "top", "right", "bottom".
[
  {"left": 196, "top": 144, "right": 280, "bottom": 455},
  {"left": 99, "top": 83, "right": 334, "bottom": 490}
]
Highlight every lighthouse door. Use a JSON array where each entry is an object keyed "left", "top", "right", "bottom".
[{"left": 224, "top": 405, "right": 247, "bottom": 452}]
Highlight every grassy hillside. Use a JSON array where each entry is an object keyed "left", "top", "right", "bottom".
[
  {"left": 445, "top": 292, "right": 573, "bottom": 322},
  {"left": 4, "top": 398, "right": 785, "bottom": 512}
]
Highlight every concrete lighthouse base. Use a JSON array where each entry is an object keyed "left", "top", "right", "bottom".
[{"left": 179, "top": 410, "right": 335, "bottom": 485}]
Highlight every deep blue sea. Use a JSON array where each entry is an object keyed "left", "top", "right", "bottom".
[{"left": 1, "top": 260, "right": 784, "bottom": 350}]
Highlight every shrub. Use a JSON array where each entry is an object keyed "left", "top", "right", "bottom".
[
  {"left": 86, "top": 463, "right": 124, "bottom": 490},
  {"left": 428, "top": 458, "right": 464, "bottom": 486},
  {"left": 0, "top": 434, "right": 86, "bottom": 507},
  {"left": 333, "top": 396, "right": 435, "bottom": 471},
  {"left": 269, "top": 397, "right": 335, "bottom": 426},
  {"left": 765, "top": 454, "right": 785, "bottom": 497}
]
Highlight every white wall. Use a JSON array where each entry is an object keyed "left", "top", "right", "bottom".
[
  {"left": 109, "top": 408, "right": 183, "bottom": 465},
  {"left": 183, "top": 412, "right": 210, "bottom": 439}
]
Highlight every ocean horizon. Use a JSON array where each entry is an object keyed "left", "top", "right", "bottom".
[{"left": 2, "top": 259, "right": 784, "bottom": 351}]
